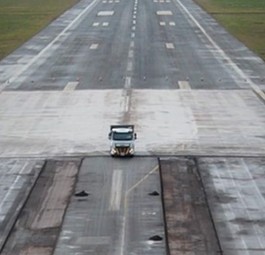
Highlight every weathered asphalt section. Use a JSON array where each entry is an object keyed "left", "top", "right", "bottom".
[
  {"left": 1, "top": 159, "right": 80, "bottom": 255},
  {"left": 1, "top": 157, "right": 265, "bottom": 254},
  {"left": 1, "top": 0, "right": 265, "bottom": 91},
  {"left": 199, "top": 157, "right": 265, "bottom": 255},
  {"left": 160, "top": 157, "right": 220, "bottom": 254},
  {"left": 0, "top": 159, "right": 44, "bottom": 253},
  {"left": 53, "top": 157, "right": 166, "bottom": 255}
]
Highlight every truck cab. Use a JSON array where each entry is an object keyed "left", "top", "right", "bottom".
[{"left": 108, "top": 125, "right": 137, "bottom": 157}]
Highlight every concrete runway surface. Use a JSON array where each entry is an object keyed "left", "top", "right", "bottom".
[{"left": 0, "top": 0, "right": 265, "bottom": 253}]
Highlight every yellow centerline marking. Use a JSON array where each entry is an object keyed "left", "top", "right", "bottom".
[{"left": 126, "top": 165, "right": 159, "bottom": 194}]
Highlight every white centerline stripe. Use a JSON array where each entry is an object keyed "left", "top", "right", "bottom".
[
  {"left": 132, "top": 26, "right": 136, "bottom": 31},
  {"left": 92, "top": 22, "right": 99, "bottom": 27},
  {"left": 130, "top": 41, "right": 135, "bottom": 48},
  {"left": 97, "top": 11, "right": 114, "bottom": 16},
  {"left": 125, "top": 77, "right": 131, "bottom": 89},
  {"left": 64, "top": 81, "right": 79, "bottom": 91},
  {"left": 157, "top": 10, "right": 172, "bottom": 15},
  {"left": 127, "top": 61, "right": 133, "bottom": 72},
  {"left": 133, "top": 20, "right": 136, "bottom": 25},
  {"left": 90, "top": 44, "right": 99, "bottom": 49},
  {"left": 160, "top": 22, "right": 166, "bottom": 26},
  {"left": 169, "top": 21, "right": 176, "bottom": 26},
  {"left": 128, "top": 50, "right": 134, "bottom": 58},
  {"left": 102, "top": 22, "right": 109, "bottom": 26},
  {"left": 178, "top": 81, "right": 191, "bottom": 89},
  {"left": 131, "top": 32, "right": 135, "bottom": 38},
  {"left": 109, "top": 170, "right": 123, "bottom": 211},
  {"left": 166, "top": 43, "right": 174, "bottom": 49}
]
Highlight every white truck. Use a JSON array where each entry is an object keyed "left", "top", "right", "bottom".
[{"left": 108, "top": 125, "right": 137, "bottom": 157}]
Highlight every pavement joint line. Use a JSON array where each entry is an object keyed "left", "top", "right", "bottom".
[
  {"left": 0, "top": 0, "right": 98, "bottom": 90},
  {"left": 174, "top": 0, "right": 265, "bottom": 101}
]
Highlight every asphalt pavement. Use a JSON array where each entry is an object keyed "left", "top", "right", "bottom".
[{"left": 0, "top": 0, "right": 265, "bottom": 253}]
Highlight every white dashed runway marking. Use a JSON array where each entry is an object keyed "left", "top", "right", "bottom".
[
  {"left": 90, "top": 44, "right": 99, "bottom": 49},
  {"left": 166, "top": 43, "right": 174, "bottom": 49},
  {"left": 97, "top": 11, "right": 114, "bottom": 16},
  {"left": 64, "top": 82, "right": 79, "bottom": 91},
  {"left": 178, "top": 81, "right": 191, "bottom": 90},
  {"left": 157, "top": 11, "right": 172, "bottom": 15},
  {"left": 169, "top": 22, "right": 176, "bottom": 26},
  {"left": 93, "top": 22, "right": 100, "bottom": 26},
  {"left": 160, "top": 22, "right": 166, "bottom": 26},
  {"left": 102, "top": 22, "right": 109, "bottom": 26}
]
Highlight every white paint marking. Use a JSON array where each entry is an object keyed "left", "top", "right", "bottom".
[
  {"left": 166, "top": 0, "right": 171, "bottom": 2},
  {"left": 1, "top": 0, "right": 98, "bottom": 89},
  {"left": 154, "top": 0, "right": 158, "bottom": 2},
  {"left": 157, "top": 10, "right": 172, "bottom": 15},
  {"left": 124, "top": 95, "right": 130, "bottom": 112},
  {"left": 132, "top": 26, "right": 136, "bottom": 31},
  {"left": 97, "top": 11, "right": 114, "bottom": 16},
  {"left": 92, "top": 22, "right": 100, "bottom": 27},
  {"left": 178, "top": 81, "right": 191, "bottom": 90},
  {"left": 115, "top": 0, "right": 120, "bottom": 2},
  {"left": 128, "top": 50, "right": 134, "bottom": 59},
  {"left": 133, "top": 20, "right": 136, "bottom": 25},
  {"left": 133, "top": 15, "right": 136, "bottom": 19},
  {"left": 169, "top": 21, "right": 176, "bottom": 26},
  {"left": 90, "top": 44, "right": 99, "bottom": 50},
  {"left": 131, "top": 32, "right": 135, "bottom": 38},
  {"left": 160, "top": 22, "right": 166, "bottom": 26},
  {"left": 102, "top": 22, "right": 109, "bottom": 27},
  {"left": 160, "top": 0, "right": 165, "bottom": 2},
  {"left": 64, "top": 81, "right": 79, "bottom": 91},
  {"left": 127, "top": 61, "right": 133, "bottom": 72},
  {"left": 175, "top": 0, "right": 265, "bottom": 100},
  {"left": 103, "top": 0, "right": 107, "bottom": 3},
  {"left": 166, "top": 43, "right": 174, "bottom": 49},
  {"left": 125, "top": 77, "right": 131, "bottom": 89},
  {"left": 109, "top": 170, "right": 123, "bottom": 211},
  {"left": 130, "top": 41, "right": 135, "bottom": 48},
  {"left": 134, "top": 6, "right": 137, "bottom": 10}
]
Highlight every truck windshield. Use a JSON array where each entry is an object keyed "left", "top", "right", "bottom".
[{"left": 113, "top": 132, "right": 133, "bottom": 141}]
